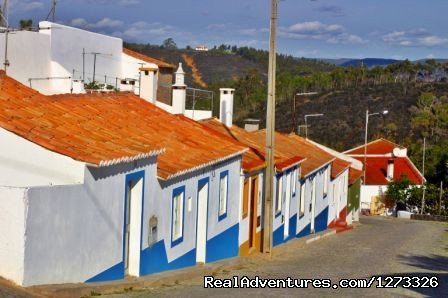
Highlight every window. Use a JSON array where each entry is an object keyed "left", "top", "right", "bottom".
[
  {"left": 292, "top": 168, "right": 297, "bottom": 197},
  {"left": 323, "top": 168, "right": 329, "bottom": 197},
  {"left": 218, "top": 171, "right": 228, "bottom": 220},
  {"left": 299, "top": 182, "right": 305, "bottom": 216},
  {"left": 344, "top": 174, "right": 348, "bottom": 190},
  {"left": 275, "top": 176, "right": 283, "bottom": 215},
  {"left": 171, "top": 186, "right": 185, "bottom": 246},
  {"left": 333, "top": 181, "right": 338, "bottom": 204},
  {"left": 242, "top": 178, "right": 249, "bottom": 219}
]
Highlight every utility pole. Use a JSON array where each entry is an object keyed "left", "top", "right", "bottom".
[
  {"left": 1, "top": 0, "right": 9, "bottom": 73},
  {"left": 137, "top": 62, "right": 144, "bottom": 95},
  {"left": 263, "top": 0, "right": 277, "bottom": 256},
  {"left": 82, "top": 48, "right": 85, "bottom": 82},
  {"left": 421, "top": 137, "right": 426, "bottom": 214},
  {"left": 92, "top": 52, "right": 98, "bottom": 83},
  {"left": 439, "top": 181, "right": 443, "bottom": 216},
  {"left": 89, "top": 52, "right": 112, "bottom": 84},
  {"left": 46, "top": 0, "right": 57, "bottom": 22}
]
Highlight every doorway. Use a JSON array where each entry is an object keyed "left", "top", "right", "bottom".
[
  {"left": 123, "top": 173, "right": 144, "bottom": 277},
  {"left": 249, "top": 176, "right": 259, "bottom": 248},
  {"left": 284, "top": 172, "right": 292, "bottom": 238},
  {"left": 310, "top": 177, "right": 316, "bottom": 233},
  {"left": 196, "top": 178, "right": 209, "bottom": 263}
]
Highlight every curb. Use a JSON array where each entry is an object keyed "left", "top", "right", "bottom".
[{"left": 27, "top": 223, "right": 356, "bottom": 297}]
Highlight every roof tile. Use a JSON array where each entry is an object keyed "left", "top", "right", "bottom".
[{"left": 0, "top": 73, "right": 245, "bottom": 179}]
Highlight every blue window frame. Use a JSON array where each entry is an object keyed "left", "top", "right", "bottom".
[
  {"left": 292, "top": 167, "right": 297, "bottom": 197},
  {"left": 171, "top": 186, "right": 185, "bottom": 247},
  {"left": 218, "top": 170, "right": 229, "bottom": 221},
  {"left": 275, "top": 174, "right": 282, "bottom": 217}
]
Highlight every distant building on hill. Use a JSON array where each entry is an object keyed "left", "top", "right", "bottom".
[{"left": 195, "top": 45, "right": 209, "bottom": 52}]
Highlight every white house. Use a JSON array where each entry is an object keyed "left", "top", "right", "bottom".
[
  {"left": 307, "top": 139, "right": 363, "bottom": 225},
  {"left": 0, "top": 73, "right": 247, "bottom": 286},
  {"left": 275, "top": 134, "right": 335, "bottom": 237},
  {"left": 344, "top": 139, "right": 425, "bottom": 214},
  {"left": 0, "top": 21, "right": 214, "bottom": 122}
]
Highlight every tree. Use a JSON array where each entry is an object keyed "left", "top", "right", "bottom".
[
  {"left": 19, "top": 19, "right": 33, "bottom": 30},
  {"left": 386, "top": 176, "right": 415, "bottom": 206},
  {"left": 161, "top": 38, "right": 177, "bottom": 49}
]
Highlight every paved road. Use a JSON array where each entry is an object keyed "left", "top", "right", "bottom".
[
  {"left": 116, "top": 216, "right": 448, "bottom": 297},
  {"left": 1, "top": 217, "right": 447, "bottom": 298}
]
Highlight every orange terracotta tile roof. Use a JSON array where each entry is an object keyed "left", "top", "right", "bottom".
[
  {"left": 200, "top": 118, "right": 305, "bottom": 173},
  {"left": 344, "top": 138, "right": 404, "bottom": 155},
  {"left": 123, "top": 48, "right": 175, "bottom": 69},
  {"left": 0, "top": 73, "right": 246, "bottom": 179},
  {"left": 255, "top": 132, "right": 335, "bottom": 178},
  {"left": 352, "top": 156, "right": 424, "bottom": 185},
  {"left": 349, "top": 167, "right": 362, "bottom": 185},
  {"left": 331, "top": 158, "right": 351, "bottom": 179}
]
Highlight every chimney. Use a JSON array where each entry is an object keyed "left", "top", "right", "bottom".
[
  {"left": 387, "top": 159, "right": 394, "bottom": 180},
  {"left": 219, "top": 88, "right": 235, "bottom": 127},
  {"left": 244, "top": 118, "right": 260, "bottom": 132},
  {"left": 172, "top": 63, "right": 186, "bottom": 114},
  {"left": 139, "top": 67, "right": 158, "bottom": 104}
]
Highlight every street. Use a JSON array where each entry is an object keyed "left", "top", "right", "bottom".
[
  {"left": 1, "top": 216, "right": 447, "bottom": 298},
  {"left": 114, "top": 216, "right": 448, "bottom": 297}
]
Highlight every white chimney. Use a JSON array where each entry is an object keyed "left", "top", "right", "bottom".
[
  {"left": 172, "top": 63, "right": 186, "bottom": 114},
  {"left": 387, "top": 159, "right": 394, "bottom": 180},
  {"left": 219, "top": 88, "right": 235, "bottom": 127},
  {"left": 139, "top": 67, "right": 158, "bottom": 104}
]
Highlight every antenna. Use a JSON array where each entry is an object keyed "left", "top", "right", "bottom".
[
  {"left": 2, "top": 0, "right": 8, "bottom": 26},
  {"left": 46, "top": 0, "right": 57, "bottom": 22},
  {"left": 88, "top": 52, "right": 112, "bottom": 83},
  {"left": 1, "top": 0, "right": 9, "bottom": 72}
]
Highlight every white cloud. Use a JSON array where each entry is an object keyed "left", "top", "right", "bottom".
[
  {"left": 69, "top": 18, "right": 124, "bottom": 30},
  {"left": 122, "top": 22, "right": 175, "bottom": 38},
  {"left": 10, "top": 0, "right": 44, "bottom": 12},
  {"left": 237, "top": 29, "right": 258, "bottom": 36},
  {"left": 382, "top": 29, "right": 448, "bottom": 47},
  {"left": 287, "top": 21, "right": 344, "bottom": 35},
  {"left": 314, "top": 4, "right": 345, "bottom": 17},
  {"left": 418, "top": 36, "right": 448, "bottom": 46},
  {"left": 84, "top": 0, "right": 141, "bottom": 6},
  {"left": 280, "top": 21, "right": 366, "bottom": 44},
  {"left": 207, "top": 23, "right": 234, "bottom": 31}
]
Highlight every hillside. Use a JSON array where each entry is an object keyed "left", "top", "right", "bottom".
[
  {"left": 124, "top": 45, "right": 264, "bottom": 87},
  {"left": 322, "top": 58, "right": 401, "bottom": 68},
  {"left": 124, "top": 43, "right": 336, "bottom": 87},
  {"left": 239, "top": 82, "right": 448, "bottom": 151}
]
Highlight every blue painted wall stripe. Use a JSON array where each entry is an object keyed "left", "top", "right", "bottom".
[
  {"left": 314, "top": 206, "right": 329, "bottom": 233},
  {"left": 206, "top": 223, "right": 239, "bottom": 263},
  {"left": 273, "top": 224, "right": 284, "bottom": 247},
  {"left": 140, "top": 240, "right": 196, "bottom": 276},
  {"left": 297, "top": 223, "right": 311, "bottom": 238},
  {"left": 86, "top": 262, "right": 124, "bottom": 283}
]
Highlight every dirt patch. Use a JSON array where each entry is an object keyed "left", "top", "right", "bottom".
[{"left": 181, "top": 54, "right": 207, "bottom": 88}]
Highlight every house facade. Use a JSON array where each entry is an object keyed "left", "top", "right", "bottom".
[
  {"left": 0, "top": 74, "right": 247, "bottom": 286},
  {"left": 307, "top": 139, "right": 363, "bottom": 225},
  {"left": 345, "top": 139, "right": 425, "bottom": 214}
]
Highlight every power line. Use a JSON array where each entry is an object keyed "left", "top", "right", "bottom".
[{"left": 45, "top": 0, "right": 57, "bottom": 22}]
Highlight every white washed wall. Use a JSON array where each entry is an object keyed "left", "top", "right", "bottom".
[
  {"left": 0, "top": 30, "right": 52, "bottom": 92},
  {"left": 361, "top": 185, "right": 388, "bottom": 210},
  {"left": 0, "top": 187, "right": 27, "bottom": 285},
  {"left": 22, "top": 158, "right": 157, "bottom": 286},
  {"left": 42, "top": 21, "right": 123, "bottom": 89},
  {"left": 121, "top": 52, "right": 159, "bottom": 96},
  {"left": 0, "top": 128, "right": 85, "bottom": 187},
  {"left": 297, "top": 165, "right": 330, "bottom": 234}
]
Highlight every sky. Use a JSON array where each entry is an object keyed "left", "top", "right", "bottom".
[{"left": 7, "top": 0, "right": 448, "bottom": 60}]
